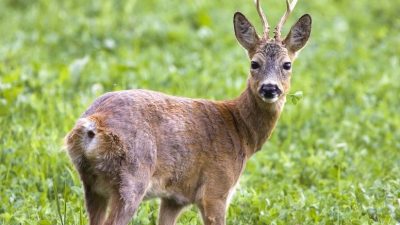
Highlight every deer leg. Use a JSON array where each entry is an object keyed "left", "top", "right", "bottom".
[
  {"left": 197, "top": 198, "right": 227, "bottom": 225},
  {"left": 158, "top": 198, "right": 186, "bottom": 225},
  {"left": 99, "top": 129, "right": 158, "bottom": 225},
  {"left": 102, "top": 167, "right": 152, "bottom": 225},
  {"left": 83, "top": 183, "right": 108, "bottom": 225}
]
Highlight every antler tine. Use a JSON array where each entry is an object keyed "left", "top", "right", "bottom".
[
  {"left": 255, "top": 0, "right": 269, "bottom": 39},
  {"left": 274, "top": 0, "right": 298, "bottom": 41}
]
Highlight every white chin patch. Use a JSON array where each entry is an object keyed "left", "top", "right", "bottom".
[{"left": 261, "top": 96, "right": 279, "bottom": 103}]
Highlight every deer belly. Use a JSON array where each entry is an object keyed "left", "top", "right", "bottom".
[{"left": 144, "top": 178, "right": 190, "bottom": 205}]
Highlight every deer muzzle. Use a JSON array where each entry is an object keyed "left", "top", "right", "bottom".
[{"left": 259, "top": 83, "right": 282, "bottom": 103}]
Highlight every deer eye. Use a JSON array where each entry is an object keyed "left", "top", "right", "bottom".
[
  {"left": 283, "top": 62, "right": 291, "bottom": 70},
  {"left": 251, "top": 61, "right": 260, "bottom": 70}
]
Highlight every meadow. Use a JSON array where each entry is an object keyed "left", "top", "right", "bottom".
[{"left": 1, "top": 0, "right": 399, "bottom": 224}]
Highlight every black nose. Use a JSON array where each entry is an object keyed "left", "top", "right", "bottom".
[{"left": 259, "top": 84, "right": 282, "bottom": 99}]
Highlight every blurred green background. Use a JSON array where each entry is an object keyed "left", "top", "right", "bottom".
[{"left": 1, "top": 0, "right": 399, "bottom": 224}]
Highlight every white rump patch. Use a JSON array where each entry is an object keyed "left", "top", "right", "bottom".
[{"left": 78, "top": 118, "right": 99, "bottom": 159}]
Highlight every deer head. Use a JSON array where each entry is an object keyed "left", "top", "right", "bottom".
[{"left": 234, "top": 0, "right": 311, "bottom": 104}]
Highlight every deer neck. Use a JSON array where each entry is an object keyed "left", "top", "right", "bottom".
[{"left": 227, "top": 83, "right": 286, "bottom": 157}]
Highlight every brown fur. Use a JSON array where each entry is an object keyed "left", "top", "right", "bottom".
[{"left": 65, "top": 2, "right": 312, "bottom": 225}]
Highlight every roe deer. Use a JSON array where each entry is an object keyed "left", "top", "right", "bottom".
[{"left": 65, "top": 0, "right": 311, "bottom": 224}]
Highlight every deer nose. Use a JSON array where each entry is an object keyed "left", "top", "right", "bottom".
[{"left": 259, "top": 84, "right": 282, "bottom": 99}]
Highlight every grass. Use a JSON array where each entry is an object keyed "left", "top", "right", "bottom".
[{"left": 1, "top": 0, "right": 400, "bottom": 224}]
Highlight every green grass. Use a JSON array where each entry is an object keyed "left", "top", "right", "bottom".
[{"left": 1, "top": 0, "right": 400, "bottom": 224}]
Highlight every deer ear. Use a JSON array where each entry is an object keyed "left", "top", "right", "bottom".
[
  {"left": 234, "top": 12, "right": 259, "bottom": 51},
  {"left": 284, "top": 14, "right": 312, "bottom": 56}
]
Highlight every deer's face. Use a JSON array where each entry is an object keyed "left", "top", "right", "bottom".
[
  {"left": 234, "top": 12, "right": 312, "bottom": 104},
  {"left": 249, "top": 43, "right": 292, "bottom": 103}
]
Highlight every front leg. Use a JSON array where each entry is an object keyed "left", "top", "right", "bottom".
[
  {"left": 158, "top": 198, "right": 186, "bottom": 225},
  {"left": 198, "top": 198, "right": 227, "bottom": 225}
]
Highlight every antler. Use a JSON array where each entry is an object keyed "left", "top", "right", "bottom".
[
  {"left": 274, "top": 0, "right": 298, "bottom": 41},
  {"left": 255, "top": 0, "right": 269, "bottom": 39}
]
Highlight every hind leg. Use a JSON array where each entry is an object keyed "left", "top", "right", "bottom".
[
  {"left": 103, "top": 166, "right": 152, "bottom": 225},
  {"left": 102, "top": 131, "right": 157, "bottom": 225},
  {"left": 83, "top": 182, "right": 108, "bottom": 225}
]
